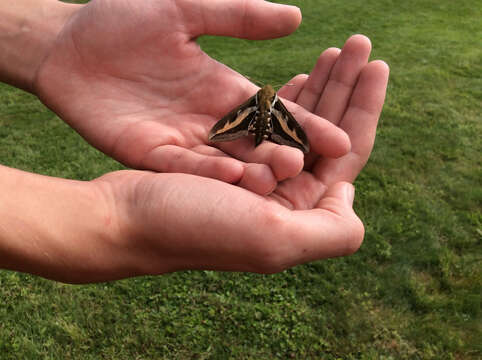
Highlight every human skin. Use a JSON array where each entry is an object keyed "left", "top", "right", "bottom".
[
  {"left": 0, "top": 0, "right": 389, "bottom": 283},
  {"left": 2, "top": 0, "right": 352, "bottom": 194},
  {"left": 0, "top": 165, "right": 361, "bottom": 283}
]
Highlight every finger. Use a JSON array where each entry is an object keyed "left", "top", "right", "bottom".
[
  {"left": 189, "top": 145, "right": 282, "bottom": 194},
  {"left": 277, "top": 74, "right": 308, "bottom": 102},
  {"left": 190, "top": 144, "right": 235, "bottom": 157},
  {"left": 256, "top": 144, "right": 304, "bottom": 181},
  {"left": 237, "top": 163, "right": 277, "bottom": 195},
  {"left": 288, "top": 102, "right": 351, "bottom": 158},
  {"left": 182, "top": 0, "right": 302, "bottom": 39},
  {"left": 314, "top": 60, "right": 390, "bottom": 184},
  {"left": 142, "top": 144, "right": 280, "bottom": 194},
  {"left": 341, "top": 60, "right": 390, "bottom": 160},
  {"left": 315, "top": 34, "right": 372, "bottom": 125},
  {"left": 141, "top": 145, "right": 244, "bottom": 184},
  {"left": 272, "top": 172, "right": 326, "bottom": 210},
  {"left": 214, "top": 138, "right": 304, "bottom": 181},
  {"left": 294, "top": 47, "right": 341, "bottom": 112}
]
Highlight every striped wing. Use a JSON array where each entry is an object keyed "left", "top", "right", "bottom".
[
  {"left": 270, "top": 99, "right": 310, "bottom": 153},
  {"left": 208, "top": 95, "right": 257, "bottom": 142}
]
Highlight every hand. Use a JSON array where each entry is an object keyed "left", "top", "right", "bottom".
[
  {"left": 270, "top": 35, "right": 389, "bottom": 209},
  {"left": 81, "top": 171, "right": 363, "bottom": 283},
  {"left": 34, "top": 0, "right": 350, "bottom": 195},
  {"left": 1, "top": 33, "right": 389, "bottom": 282},
  {"left": 86, "top": 35, "right": 388, "bottom": 282},
  {"left": 0, "top": 164, "right": 359, "bottom": 284}
]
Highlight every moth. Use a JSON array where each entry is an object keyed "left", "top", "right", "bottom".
[{"left": 208, "top": 85, "right": 310, "bottom": 153}]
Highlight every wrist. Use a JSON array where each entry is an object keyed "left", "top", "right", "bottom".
[
  {"left": 0, "top": 0, "right": 82, "bottom": 92},
  {"left": 0, "top": 166, "right": 133, "bottom": 283}
]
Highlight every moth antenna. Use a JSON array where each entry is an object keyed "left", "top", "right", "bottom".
[
  {"left": 272, "top": 83, "right": 296, "bottom": 91},
  {"left": 231, "top": 74, "right": 263, "bottom": 89},
  {"left": 278, "top": 83, "right": 295, "bottom": 87},
  {"left": 249, "top": 78, "right": 265, "bottom": 88}
]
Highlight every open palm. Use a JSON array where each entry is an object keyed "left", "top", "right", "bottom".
[{"left": 34, "top": 0, "right": 352, "bottom": 195}]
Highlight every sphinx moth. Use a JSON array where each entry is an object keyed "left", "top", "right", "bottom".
[{"left": 208, "top": 85, "right": 310, "bottom": 153}]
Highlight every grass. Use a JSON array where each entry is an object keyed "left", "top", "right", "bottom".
[{"left": 0, "top": 0, "right": 480, "bottom": 358}]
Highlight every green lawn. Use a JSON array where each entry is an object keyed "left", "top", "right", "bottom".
[{"left": 0, "top": 0, "right": 480, "bottom": 359}]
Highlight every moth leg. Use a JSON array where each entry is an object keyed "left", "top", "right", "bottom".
[{"left": 248, "top": 116, "right": 257, "bottom": 133}]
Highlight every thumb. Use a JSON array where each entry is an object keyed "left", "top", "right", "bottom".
[
  {"left": 285, "top": 182, "right": 364, "bottom": 265},
  {"left": 181, "top": 0, "right": 302, "bottom": 39},
  {"left": 315, "top": 182, "right": 364, "bottom": 257}
]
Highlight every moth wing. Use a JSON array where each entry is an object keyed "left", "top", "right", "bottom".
[
  {"left": 270, "top": 99, "right": 310, "bottom": 153},
  {"left": 208, "top": 95, "right": 257, "bottom": 142}
]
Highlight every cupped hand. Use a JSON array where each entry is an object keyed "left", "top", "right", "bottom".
[
  {"left": 80, "top": 170, "right": 362, "bottom": 283},
  {"left": 87, "top": 34, "right": 388, "bottom": 281},
  {"left": 34, "top": 0, "right": 349, "bottom": 195},
  {"left": 27, "top": 33, "right": 389, "bottom": 282}
]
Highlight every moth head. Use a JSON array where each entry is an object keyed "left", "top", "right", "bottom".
[{"left": 258, "top": 84, "right": 277, "bottom": 109}]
